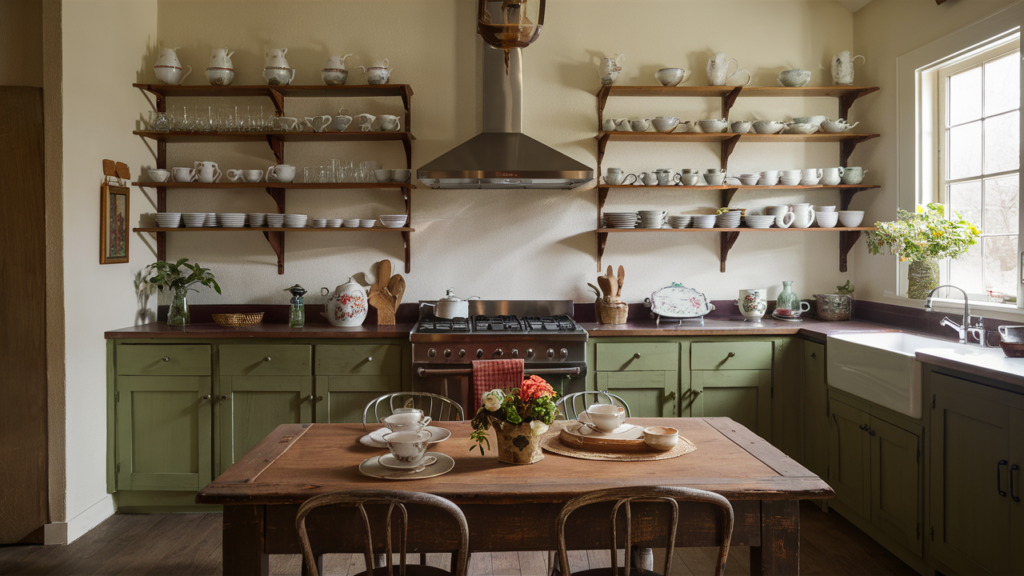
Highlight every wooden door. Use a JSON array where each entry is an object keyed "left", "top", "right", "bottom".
[
  {"left": 218, "top": 376, "right": 313, "bottom": 474},
  {"left": 316, "top": 375, "right": 403, "bottom": 424},
  {"left": 929, "top": 373, "right": 1011, "bottom": 576},
  {"left": 688, "top": 370, "right": 771, "bottom": 439},
  {"left": 828, "top": 399, "right": 870, "bottom": 518},
  {"left": 116, "top": 376, "right": 212, "bottom": 491},
  {"left": 595, "top": 371, "right": 677, "bottom": 417},
  {"left": 1008, "top": 408, "right": 1024, "bottom": 576},
  {"left": 801, "top": 341, "right": 828, "bottom": 478},
  {"left": 870, "top": 415, "right": 922, "bottom": 554}
]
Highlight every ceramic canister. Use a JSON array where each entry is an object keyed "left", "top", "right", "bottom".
[{"left": 738, "top": 288, "right": 768, "bottom": 322}]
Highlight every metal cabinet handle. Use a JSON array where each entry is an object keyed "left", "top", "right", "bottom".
[
  {"left": 810, "top": 352, "right": 817, "bottom": 359},
  {"left": 633, "top": 353, "right": 641, "bottom": 359},
  {"left": 869, "top": 429, "right": 876, "bottom": 437},
  {"left": 316, "top": 395, "right": 324, "bottom": 402},
  {"left": 1011, "top": 464, "right": 1020, "bottom": 503},
  {"left": 692, "top": 389, "right": 702, "bottom": 396},
  {"left": 727, "top": 352, "right": 736, "bottom": 358},
  {"left": 307, "top": 395, "right": 314, "bottom": 402},
  {"left": 368, "top": 356, "right": 373, "bottom": 362},
  {"left": 998, "top": 460, "right": 1009, "bottom": 497},
  {"left": 220, "top": 395, "right": 228, "bottom": 401},
  {"left": 859, "top": 424, "right": 867, "bottom": 431},
  {"left": 264, "top": 356, "right": 272, "bottom": 362},
  {"left": 201, "top": 394, "right": 211, "bottom": 400},
  {"left": 162, "top": 356, "right": 170, "bottom": 362},
  {"left": 665, "top": 391, "right": 676, "bottom": 401}
]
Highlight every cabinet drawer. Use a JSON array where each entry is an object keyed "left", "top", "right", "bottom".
[
  {"left": 595, "top": 343, "right": 678, "bottom": 372},
  {"left": 116, "top": 344, "right": 211, "bottom": 376},
  {"left": 316, "top": 344, "right": 402, "bottom": 376},
  {"left": 691, "top": 341, "right": 772, "bottom": 370},
  {"left": 219, "top": 345, "right": 311, "bottom": 376}
]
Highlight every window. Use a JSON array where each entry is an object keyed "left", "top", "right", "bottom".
[{"left": 937, "top": 40, "right": 1020, "bottom": 303}]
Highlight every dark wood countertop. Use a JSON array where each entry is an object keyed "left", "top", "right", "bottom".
[
  {"left": 580, "top": 318, "right": 895, "bottom": 343},
  {"left": 104, "top": 322, "right": 415, "bottom": 340}
]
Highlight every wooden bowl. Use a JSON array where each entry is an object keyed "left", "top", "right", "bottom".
[{"left": 998, "top": 341, "right": 1024, "bottom": 358}]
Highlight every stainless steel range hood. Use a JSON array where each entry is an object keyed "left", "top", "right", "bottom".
[{"left": 417, "top": 46, "right": 593, "bottom": 189}]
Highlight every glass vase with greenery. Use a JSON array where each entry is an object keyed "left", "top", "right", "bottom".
[
  {"left": 144, "top": 258, "right": 221, "bottom": 326},
  {"left": 865, "top": 204, "right": 979, "bottom": 300}
]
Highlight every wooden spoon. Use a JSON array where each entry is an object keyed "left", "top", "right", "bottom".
[
  {"left": 377, "top": 260, "right": 392, "bottom": 291},
  {"left": 597, "top": 275, "right": 614, "bottom": 300},
  {"left": 617, "top": 265, "right": 625, "bottom": 291},
  {"left": 387, "top": 274, "right": 406, "bottom": 306}
]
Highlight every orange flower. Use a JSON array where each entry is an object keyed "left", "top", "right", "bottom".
[{"left": 519, "top": 375, "right": 555, "bottom": 402}]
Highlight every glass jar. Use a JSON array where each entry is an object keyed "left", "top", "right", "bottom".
[
  {"left": 167, "top": 288, "right": 190, "bottom": 326},
  {"left": 286, "top": 284, "right": 307, "bottom": 328}
]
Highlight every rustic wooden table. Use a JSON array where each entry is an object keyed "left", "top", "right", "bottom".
[{"left": 196, "top": 418, "right": 833, "bottom": 576}]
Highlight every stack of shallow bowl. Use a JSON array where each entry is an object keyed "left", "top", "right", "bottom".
[
  {"left": 247, "top": 213, "right": 267, "bottom": 227},
  {"left": 267, "top": 214, "right": 284, "bottom": 227},
  {"left": 605, "top": 212, "right": 638, "bottom": 228},
  {"left": 359, "top": 219, "right": 376, "bottom": 228},
  {"left": 311, "top": 218, "right": 327, "bottom": 228},
  {"left": 668, "top": 214, "right": 692, "bottom": 229},
  {"left": 155, "top": 212, "right": 182, "bottom": 228},
  {"left": 743, "top": 215, "right": 775, "bottom": 229},
  {"left": 182, "top": 213, "right": 206, "bottom": 227},
  {"left": 204, "top": 212, "right": 218, "bottom": 227},
  {"left": 379, "top": 214, "right": 408, "bottom": 228},
  {"left": 326, "top": 218, "right": 343, "bottom": 228},
  {"left": 715, "top": 211, "right": 742, "bottom": 228},
  {"left": 283, "top": 214, "right": 308, "bottom": 228},
  {"left": 638, "top": 210, "right": 666, "bottom": 229},
  {"left": 218, "top": 213, "right": 246, "bottom": 228},
  {"left": 343, "top": 218, "right": 360, "bottom": 228},
  {"left": 692, "top": 214, "right": 716, "bottom": 229}
]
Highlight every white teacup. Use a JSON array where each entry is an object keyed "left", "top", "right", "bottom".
[
  {"left": 605, "top": 172, "right": 637, "bottom": 186},
  {"left": 243, "top": 169, "right": 264, "bottom": 183},
  {"left": 630, "top": 118, "right": 652, "bottom": 132},
  {"left": 173, "top": 167, "right": 196, "bottom": 182},
  {"left": 678, "top": 173, "right": 700, "bottom": 186},
  {"left": 383, "top": 430, "right": 431, "bottom": 465},
  {"left": 383, "top": 412, "right": 432, "bottom": 433},
  {"left": 579, "top": 404, "right": 626, "bottom": 433},
  {"left": 638, "top": 172, "right": 659, "bottom": 186},
  {"left": 304, "top": 115, "right": 332, "bottom": 133},
  {"left": 643, "top": 426, "right": 679, "bottom": 451},
  {"left": 226, "top": 169, "right": 244, "bottom": 183},
  {"left": 378, "top": 115, "right": 401, "bottom": 132},
  {"left": 267, "top": 164, "right": 296, "bottom": 183},
  {"left": 392, "top": 169, "right": 412, "bottom": 183},
  {"left": 374, "top": 169, "right": 393, "bottom": 182},
  {"left": 148, "top": 169, "right": 171, "bottom": 182}
]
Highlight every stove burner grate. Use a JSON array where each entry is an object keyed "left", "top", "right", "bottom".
[
  {"left": 523, "top": 315, "right": 577, "bottom": 331},
  {"left": 473, "top": 315, "right": 525, "bottom": 332}
]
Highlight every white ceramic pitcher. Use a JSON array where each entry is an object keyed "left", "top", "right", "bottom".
[
  {"left": 792, "top": 203, "right": 816, "bottom": 228},
  {"left": 598, "top": 54, "right": 625, "bottom": 85},
  {"left": 831, "top": 51, "right": 865, "bottom": 85},
  {"left": 707, "top": 53, "right": 750, "bottom": 86}
]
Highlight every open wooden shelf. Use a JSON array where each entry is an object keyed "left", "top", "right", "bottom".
[
  {"left": 597, "top": 184, "right": 879, "bottom": 212},
  {"left": 132, "top": 182, "right": 416, "bottom": 190},
  {"left": 133, "top": 130, "right": 414, "bottom": 143},
  {"left": 134, "top": 227, "right": 414, "bottom": 233},
  {"left": 597, "top": 226, "right": 875, "bottom": 233}
]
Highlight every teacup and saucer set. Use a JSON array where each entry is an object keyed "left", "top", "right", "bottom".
[
  {"left": 358, "top": 408, "right": 455, "bottom": 480},
  {"left": 359, "top": 408, "right": 453, "bottom": 448},
  {"left": 570, "top": 404, "right": 680, "bottom": 452}
]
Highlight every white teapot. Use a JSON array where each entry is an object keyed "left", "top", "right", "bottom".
[
  {"left": 154, "top": 48, "right": 191, "bottom": 85},
  {"left": 263, "top": 48, "right": 295, "bottom": 86},
  {"left": 206, "top": 48, "right": 235, "bottom": 86},
  {"left": 322, "top": 54, "right": 353, "bottom": 85},
  {"left": 321, "top": 278, "right": 369, "bottom": 327},
  {"left": 598, "top": 54, "right": 625, "bottom": 86},
  {"left": 831, "top": 51, "right": 865, "bottom": 86}
]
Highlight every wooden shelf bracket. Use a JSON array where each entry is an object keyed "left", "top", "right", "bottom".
[
  {"left": 267, "top": 136, "right": 284, "bottom": 164},
  {"left": 265, "top": 187, "right": 286, "bottom": 213},
  {"left": 266, "top": 88, "right": 285, "bottom": 117},
  {"left": 720, "top": 135, "right": 741, "bottom": 170},
  {"left": 838, "top": 87, "right": 879, "bottom": 120},
  {"left": 839, "top": 187, "right": 870, "bottom": 211},
  {"left": 720, "top": 187, "right": 739, "bottom": 208},
  {"left": 721, "top": 86, "right": 743, "bottom": 119},
  {"left": 401, "top": 231, "right": 412, "bottom": 274},
  {"left": 263, "top": 231, "right": 285, "bottom": 274},
  {"left": 597, "top": 231, "right": 609, "bottom": 272},
  {"left": 719, "top": 231, "right": 741, "bottom": 273},
  {"left": 839, "top": 230, "right": 862, "bottom": 272}
]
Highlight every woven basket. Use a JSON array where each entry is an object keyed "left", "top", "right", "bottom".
[{"left": 212, "top": 312, "right": 264, "bottom": 327}]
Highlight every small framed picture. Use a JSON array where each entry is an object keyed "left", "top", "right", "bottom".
[{"left": 100, "top": 183, "right": 129, "bottom": 264}]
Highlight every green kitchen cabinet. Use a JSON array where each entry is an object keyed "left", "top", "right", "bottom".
[
  {"left": 1010, "top": 412, "right": 1024, "bottom": 576},
  {"left": 688, "top": 369, "right": 771, "bottom": 438},
  {"left": 315, "top": 344, "right": 404, "bottom": 423},
  {"left": 595, "top": 371, "right": 678, "bottom": 417},
  {"left": 869, "top": 415, "right": 922, "bottom": 555},
  {"left": 828, "top": 399, "right": 871, "bottom": 518},
  {"left": 217, "top": 376, "right": 313, "bottom": 474},
  {"left": 801, "top": 341, "right": 828, "bottom": 479}
]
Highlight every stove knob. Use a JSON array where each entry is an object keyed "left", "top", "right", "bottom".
[
  {"left": 476, "top": 349, "right": 484, "bottom": 359},
  {"left": 458, "top": 349, "right": 467, "bottom": 358},
  {"left": 546, "top": 348, "right": 555, "bottom": 359},
  {"left": 492, "top": 349, "right": 504, "bottom": 358},
  {"left": 526, "top": 348, "right": 535, "bottom": 359},
  {"left": 510, "top": 349, "right": 519, "bottom": 358},
  {"left": 428, "top": 348, "right": 437, "bottom": 358},
  {"left": 560, "top": 348, "right": 569, "bottom": 359},
  {"left": 443, "top": 348, "right": 452, "bottom": 358}
]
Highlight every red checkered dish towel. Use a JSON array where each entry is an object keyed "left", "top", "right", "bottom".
[{"left": 471, "top": 359, "right": 524, "bottom": 412}]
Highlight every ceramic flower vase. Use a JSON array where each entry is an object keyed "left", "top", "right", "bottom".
[
  {"left": 908, "top": 259, "right": 940, "bottom": 300},
  {"left": 491, "top": 418, "right": 544, "bottom": 465}
]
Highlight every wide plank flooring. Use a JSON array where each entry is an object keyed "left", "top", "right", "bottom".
[{"left": 0, "top": 502, "right": 917, "bottom": 575}]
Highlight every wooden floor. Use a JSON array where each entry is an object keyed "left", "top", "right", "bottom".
[{"left": 0, "top": 502, "right": 917, "bottom": 575}]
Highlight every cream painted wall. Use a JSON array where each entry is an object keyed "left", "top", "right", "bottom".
[
  {"left": 62, "top": 0, "right": 157, "bottom": 537},
  {"left": 852, "top": 0, "right": 1015, "bottom": 304},
  {"left": 0, "top": 0, "right": 43, "bottom": 87},
  {"left": 155, "top": 0, "right": 858, "bottom": 307}
]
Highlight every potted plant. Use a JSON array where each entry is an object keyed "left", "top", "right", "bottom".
[
  {"left": 865, "top": 204, "right": 979, "bottom": 300},
  {"left": 144, "top": 258, "right": 221, "bottom": 326},
  {"left": 469, "top": 376, "right": 560, "bottom": 465}
]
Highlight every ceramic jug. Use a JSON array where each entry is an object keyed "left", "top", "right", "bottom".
[
  {"left": 359, "top": 59, "right": 392, "bottom": 85},
  {"left": 820, "top": 166, "right": 845, "bottom": 186},
  {"left": 706, "top": 53, "right": 750, "bottom": 86},
  {"left": 263, "top": 48, "right": 295, "bottom": 85},
  {"left": 206, "top": 48, "right": 235, "bottom": 86},
  {"left": 322, "top": 54, "right": 353, "bottom": 85},
  {"left": 155, "top": 48, "right": 191, "bottom": 85},
  {"left": 321, "top": 278, "right": 369, "bottom": 327},
  {"left": 831, "top": 51, "right": 865, "bottom": 85},
  {"left": 598, "top": 54, "right": 625, "bottom": 86},
  {"left": 193, "top": 161, "right": 221, "bottom": 183},
  {"left": 775, "top": 281, "right": 811, "bottom": 317},
  {"left": 791, "top": 203, "right": 815, "bottom": 228}
]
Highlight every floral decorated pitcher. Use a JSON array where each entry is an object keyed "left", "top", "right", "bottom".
[{"left": 831, "top": 51, "right": 865, "bottom": 85}]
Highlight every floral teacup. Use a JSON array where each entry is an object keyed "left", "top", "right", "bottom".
[{"left": 382, "top": 412, "right": 431, "bottom": 433}]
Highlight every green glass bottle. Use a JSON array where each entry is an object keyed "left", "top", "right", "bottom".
[{"left": 286, "top": 284, "right": 307, "bottom": 328}]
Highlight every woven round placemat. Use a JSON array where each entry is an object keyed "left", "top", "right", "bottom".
[{"left": 541, "top": 424, "right": 697, "bottom": 462}]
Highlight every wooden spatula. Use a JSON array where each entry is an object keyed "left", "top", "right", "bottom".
[
  {"left": 387, "top": 274, "right": 405, "bottom": 307},
  {"left": 617, "top": 265, "right": 625, "bottom": 291},
  {"left": 597, "top": 275, "right": 614, "bottom": 300}
]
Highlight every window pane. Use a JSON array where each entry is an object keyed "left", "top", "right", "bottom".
[
  {"left": 983, "top": 235, "right": 1018, "bottom": 297},
  {"left": 950, "top": 180, "right": 982, "bottom": 229},
  {"left": 984, "top": 175, "right": 1020, "bottom": 234},
  {"left": 948, "top": 121, "right": 983, "bottom": 179},
  {"left": 983, "top": 110, "right": 1020, "bottom": 174},
  {"left": 949, "top": 241, "right": 984, "bottom": 295},
  {"left": 949, "top": 66, "right": 982, "bottom": 126},
  {"left": 984, "top": 51, "right": 1020, "bottom": 116}
]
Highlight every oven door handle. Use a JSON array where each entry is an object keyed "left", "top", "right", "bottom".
[{"left": 416, "top": 366, "right": 581, "bottom": 377}]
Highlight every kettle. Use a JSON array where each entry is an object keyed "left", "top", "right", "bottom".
[
  {"left": 321, "top": 278, "right": 368, "bottom": 327},
  {"left": 420, "top": 288, "right": 479, "bottom": 319}
]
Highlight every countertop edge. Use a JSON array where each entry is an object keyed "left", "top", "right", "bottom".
[
  {"left": 104, "top": 323, "right": 416, "bottom": 340},
  {"left": 915, "top": 350, "right": 1024, "bottom": 389}
]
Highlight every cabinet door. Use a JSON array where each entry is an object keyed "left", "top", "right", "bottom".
[
  {"left": 828, "top": 399, "right": 870, "bottom": 518},
  {"left": 870, "top": 416, "right": 922, "bottom": 555},
  {"left": 1010, "top": 408, "right": 1024, "bottom": 576},
  {"left": 689, "top": 370, "right": 771, "bottom": 439},
  {"left": 595, "top": 371, "right": 677, "bottom": 417},
  {"left": 802, "top": 341, "right": 828, "bottom": 478},
  {"left": 316, "top": 375, "right": 403, "bottom": 424},
  {"left": 218, "top": 376, "right": 313, "bottom": 474},
  {"left": 116, "top": 376, "right": 212, "bottom": 491},
  {"left": 929, "top": 373, "right": 1011, "bottom": 576}
]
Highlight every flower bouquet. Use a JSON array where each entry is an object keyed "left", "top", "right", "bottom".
[{"left": 469, "top": 376, "right": 560, "bottom": 465}]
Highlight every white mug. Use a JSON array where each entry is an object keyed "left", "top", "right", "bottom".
[
  {"left": 194, "top": 161, "right": 221, "bottom": 183},
  {"left": 172, "top": 167, "right": 196, "bottom": 182},
  {"left": 378, "top": 115, "right": 401, "bottom": 132},
  {"left": 775, "top": 212, "right": 796, "bottom": 228},
  {"left": 267, "top": 164, "right": 296, "bottom": 183},
  {"left": 820, "top": 166, "right": 845, "bottom": 186},
  {"left": 579, "top": 404, "right": 625, "bottom": 433}
]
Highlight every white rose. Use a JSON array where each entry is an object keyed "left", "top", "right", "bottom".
[
  {"left": 530, "top": 420, "right": 549, "bottom": 437},
  {"left": 483, "top": 390, "right": 503, "bottom": 412}
]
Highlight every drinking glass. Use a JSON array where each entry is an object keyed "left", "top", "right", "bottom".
[
  {"left": 148, "top": 111, "right": 170, "bottom": 132},
  {"left": 317, "top": 166, "right": 329, "bottom": 183},
  {"left": 360, "top": 160, "right": 380, "bottom": 172},
  {"left": 303, "top": 167, "right": 313, "bottom": 183}
]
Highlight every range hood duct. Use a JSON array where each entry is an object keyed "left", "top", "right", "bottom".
[{"left": 417, "top": 46, "right": 593, "bottom": 189}]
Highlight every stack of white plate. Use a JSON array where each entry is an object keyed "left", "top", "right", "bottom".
[
  {"left": 218, "top": 213, "right": 246, "bottom": 228},
  {"left": 692, "top": 214, "right": 716, "bottom": 229},
  {"left": 266, "top": 214, "right": 284, "bottom": 227},
  {"left": 283, "top": 214, "right": 308, "bottom": 228},
  {"left": 638, "top": 210, "right": 666, "bottom": 229},
  {"left": 247, "top": 213, "right": 267, "bottom": 227},
  {"left": 743, "top": 215, "right": 775, "bottom": 229},
  {"left": 668, "top": 215, "right": 692, "bottom": 229},
  {"left": 605, "top": 212, "right": 638, "bottom": 228},
  {"left": 359, "top": 219, "right": 377, "bottom": 228},
  {"left": 715, "top": 211, "right": 742, "bottom": 229},
  {"left": 379, "top": 214, "right": 408, "bottom": 228},
  {"left": 182, "top": 213, "right": 206, "bottom": 227},
  {"left": 155, "top": 212, "right": 182, "bottom": 228},
  {"left": 204, "top": 212, "right": 218, "bottom": 227},
  {"left": 343, "top": 218, "right": 360, "bottom": 228}
]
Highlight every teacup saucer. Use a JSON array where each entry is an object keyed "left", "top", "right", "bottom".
[
  {"left": 378, "top": 454, "right": 437, "bottom": 470},
  {"left": 578, "top": 423, "right": 637, "bottom": 436},
  {"left": 361, "top": 426, "right": 452, "bottom": 449},
  {"left": 358, "top": 452, "right": 455, "bottom": 481},
  {"left": 771, "top": 312, "right": 803, "bottom": 322}
]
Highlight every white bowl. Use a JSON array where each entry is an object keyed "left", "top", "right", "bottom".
[
  {"left": 668, "top": 216, "right": 692, "bottom": 229},
  {"left": 247, "top": 213, "right": 267, "bottom": 227},
  {"left": 182, "top": 213, "right": 206, "bottom": 227},
  {"left": 343, "top": 219, "right": 361, "bottom": 228},
  {"left": 155, "top": 213, "right": 182, "bottom": 228},
  {"left": 743, "top": 215, "right": 775, "bottom": 229},
  {"left": 266, "top": 214, "right": 285, "bottom": 227},
  {"left": 815, "top": 212, "right": 839, "bottom": 228},
  {"left": 738, "top": 174, "right": 760, "bottom": 186},
  {"left": 327, "top": 218, "right": 343, "bottom": 228},
  {"left": 359, "top": 219, "right": 376, "bottom": 228},
  {"left": 692, "top": 215, "right": 716, "bottom": 229},
  {"left": 312, "top": 219, "right": 327, "bottom": 228},
  {"left": 838, "top": 210, "right": 865, "bottom": 227}
]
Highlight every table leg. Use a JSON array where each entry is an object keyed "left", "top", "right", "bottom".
[
  {"left": 300, "top": 555, "right": 323, "bottom": 576},
  {"left": 751, "top": 500, "right": 799, "bottom": 576},
  {"left": 223, "top": 505, "right": 269, "bottom": 576}
]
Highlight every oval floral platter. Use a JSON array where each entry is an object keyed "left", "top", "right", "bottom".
[{"left": 646, "top": 283, "right": 715, "bottom": 325}]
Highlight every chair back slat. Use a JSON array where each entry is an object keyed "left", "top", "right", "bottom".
[
  {"left": 556, "top": 391, "right": 631, "bottom": 420},
  {"left": 364, "top": 392, "right": 466, "bottom": 430}
]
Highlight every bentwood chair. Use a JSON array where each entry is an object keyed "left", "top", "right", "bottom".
[
  {"left": 362, "top": 392, "right": 465, "bottom": 431},
  {"left": 555, "top": 486, "right": 734, "bottom": 576},
  {"left": 295, "top": 490, "right": 470, "bottom": 576},
  {"left": 555, "top": 391, "right": 631, "bottom": 420}
]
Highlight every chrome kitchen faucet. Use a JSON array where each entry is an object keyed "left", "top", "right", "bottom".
[{"left": 923, "top": 285, "right": 987, "bottom": 345}]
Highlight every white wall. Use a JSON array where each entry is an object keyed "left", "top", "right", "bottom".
[
  {"left": 154, "top": 0, "right": 857, "bottom": 307},
  {"left": 61, "top": 0, "right": 158, "bottom": 540}
]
